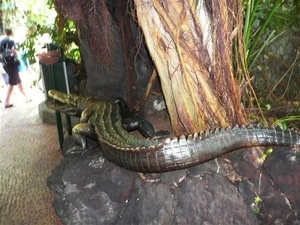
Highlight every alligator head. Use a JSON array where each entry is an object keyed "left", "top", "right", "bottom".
[{"left": 48, "top": 89, "right": 92, "bottom": 116}]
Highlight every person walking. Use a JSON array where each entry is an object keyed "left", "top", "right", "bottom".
[
  {"left": 0, "top": 28, "right": 30, "bottom": 108},
  {"left": 0, "top": 33, "right": 9, "bottom": 102}
]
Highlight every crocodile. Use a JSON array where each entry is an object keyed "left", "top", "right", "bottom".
[{"left": 48, "top": 89, "right": 300, "bottom": 173}]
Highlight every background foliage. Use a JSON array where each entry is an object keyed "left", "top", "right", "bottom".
[
  {"left": 1, "top": 0, "right": 56, "bottom": 37},
  {"left": 0, "top": 0, "right": 80, "bottom": 64},
  {"left": 243, "top": 0, "right": 300, "bottom": 72},
  {"left": 242, "top": 0, "right": 300, "bottom": 127}
]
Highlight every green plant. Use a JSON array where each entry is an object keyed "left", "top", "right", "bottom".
[
  {"left": 51, "top": 16, "right": 81, "bottom": 63},
  {"left": 242, "top": 0, "right": 300, "bottom": 125},
  {"left": 20, "top": 25, "right": 55, "bottom": 64},
  {"left": 1, "top": 0, "right": 80, "bottom": 64},
  {"left": 252, "top": 194, "right": 262, "bottom": 214},
  {"left": 1, "top": 0, "right": 57, "bottom": 33},
  {"left": 272, "top": 115, "right": 300, "bottom": 130},
  {"left": 260, "top": 147, "right": 273, "bottom": 162},
  {"left": 242, "top": 0, "right": 296, "bottom": 71},
  {"left": 1, "top": 0, "right": 57, "bottom": 61}
]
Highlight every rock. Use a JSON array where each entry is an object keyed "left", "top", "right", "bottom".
[
  {"left": 116, "top": 182, "right": 174, "bottom": 225},
  {"left": 228, "top": 147, "right": 300, "bottom": 224},
  {"left": 48, "top": 152, "right": 139, "bottom": 225},
  {"left": 48, "top": 146, "right": 300, "bottom": 224},
  {"left": 262, "top": 147, "right": 300, "bottom": 224},
  {"left": 96, "top": 161, "right": 140, "bottom": 203},
  {"left": 173, "top": 174, "right": 257, "bottom": 224},
  {"left": 116, "top": 171, "right": 257, "bottom": 225},
  {"left": 159, "top": 169, "right": 187, "bottom": 184}
]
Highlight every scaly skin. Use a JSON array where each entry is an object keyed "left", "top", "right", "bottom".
[{"left": 48, "top": 90, "right": 300, "bottom": 173}]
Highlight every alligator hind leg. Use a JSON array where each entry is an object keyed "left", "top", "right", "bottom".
[
  {"left": 66, "top": 123, "right": 97, "bottom": 155},
  {"left": 137, "top": 119, "right": 169, "bottom": 138},
  {"left": 110, "top": 97, "right": 169, "bottom": 138}
]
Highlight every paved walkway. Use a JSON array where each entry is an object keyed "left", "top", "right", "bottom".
[{"left": 0, "top": 83, "right": 63, "bottom": 224}]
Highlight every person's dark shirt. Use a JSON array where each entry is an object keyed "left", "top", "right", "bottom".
[{"left": 0, "top": 37, "right": 15, "bottom": 53}]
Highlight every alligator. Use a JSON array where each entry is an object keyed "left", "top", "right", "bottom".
[{"left": 48, "top": 89, "right": 300, "bottom": 173}]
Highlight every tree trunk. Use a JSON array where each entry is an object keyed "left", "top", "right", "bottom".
[{"left": 134, "top": 0, "right": 248, "bottom": 135}]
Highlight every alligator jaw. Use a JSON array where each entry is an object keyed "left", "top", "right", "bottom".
[
  {"left": 48, "top": 89, "right": 68, "bottom": 102},
  {"left": 51, "top": 104, "right": 80, "bottom": 116}
]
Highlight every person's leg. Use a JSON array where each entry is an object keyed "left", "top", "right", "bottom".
[
  {"left": 17, "top": 82, "right": 30, "bottom": 102},
  {"left": 5, "top": 64, "right": 30, "bottom": 103},
  {"left": 4, "top": 84, "right": 14, "bottom": 107},
  {"left": 4, "top": 65, "right": 18, "bottom": 107}
]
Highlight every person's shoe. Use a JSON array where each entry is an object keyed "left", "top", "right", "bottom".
[
  {"left": 5, "top": 104, "right": 14, "bottom": 108},
  {"left": 26, "top": 99, "right": 32, "bottom": 103}
]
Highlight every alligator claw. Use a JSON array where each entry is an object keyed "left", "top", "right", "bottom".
[{"left": 65, "top": 146, "right": 86, "bottom": 155}]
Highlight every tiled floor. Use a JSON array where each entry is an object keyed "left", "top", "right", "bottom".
[{"left": 0, "top": 83, "right": 63, "bottom": 224}]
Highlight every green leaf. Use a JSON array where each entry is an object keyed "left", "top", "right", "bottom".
[{"left": 254, "top": 196, "right": 262, "bottom": 204}]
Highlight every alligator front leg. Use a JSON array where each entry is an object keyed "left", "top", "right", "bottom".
[
  {"left": 66, "top": 122, "right": 97, "bottom": 155},
  {"left": 80, "top": 104, "right": 96, "bottom": 123},
  {"left": 111, "top": 97, "right": 169, "bottom": 138}
]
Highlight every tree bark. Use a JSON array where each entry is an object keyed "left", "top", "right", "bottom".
[{"left": 134, "top": 0, "right": 248, "bottom": 135}]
